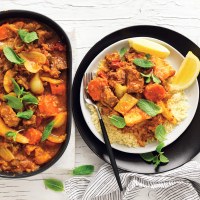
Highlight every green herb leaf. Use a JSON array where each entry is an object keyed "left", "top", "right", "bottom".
[
  {"left": 18, "top": 29, "right": 38, "bottom": 43},
  {"left": 140, "top": 152, "right": 155, "bottom": 162},
  {"left": 22, "top": 93, "right": 38, "bottom": 105},
  {"left": 73, "top": 165, "right": 94, "bottom": 175},
  {"left": 11, "top": 78, "right": 22, "bottom": 97},
  {"left": 140, "top": 73, "right": 151, "bottom": 78},
  {"left": 146, "top": 77, "right": 151, "bottom": 83},
  {"left": 155, "top": 125, "right": 167, "bottom": 142},
  {"left": 137, "top": 99, "right": 161, "bottom": 117},
  {"left": 140, "top": 73, "right": 152, "bottom": 83},
  {"left": 4, "top": 95, "right": 23, "bottom": 110},
  {"left": 154, "top": 159, "right": 161, "bottom": 168},
  {"left": 156, "top": 142, "right": 165, "bottom": 153},
  {"left": 119, "top": 47, "right": 127, "bottom": 57},
  {"left": 152, "top": 74, "right": 161, "bottom": 84},
  {"left": 5, "top": 131, "right": 17, "bottom": 141},
  {"left": 159, "top": 154, "right": 169, "bottom": 163},
  {"left": 3, "top": 47, "right": 24, "bottom": 64},
  {"left": 133, "top": 58, "right": 153, "bottom": 68},
  {"left": 41, "top": 121, "right": 55, "bottom": 141},
  {"left": 44, "top": 178, "right": 64, "bottom": 192},
  {"left": 145, "top": 54, "right": 151, "bottom": 59},
  {"left": 17, "top": 110, "right": 33, "bottom": 119},
  {"left": 109, "top": 115, "right": 126, "bottom": 128}
]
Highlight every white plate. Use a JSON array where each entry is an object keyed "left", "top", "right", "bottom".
[{"left": 80, "top": 37, "right": 199, "bottom": 154}]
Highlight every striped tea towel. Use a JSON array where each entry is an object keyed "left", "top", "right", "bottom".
[{"left": 65, "top": 161, "right": 200, "bottom": 200}]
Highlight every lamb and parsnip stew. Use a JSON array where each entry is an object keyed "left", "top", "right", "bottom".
[{"left": 0, "top": 20, "right": 68, "bottom": 173}]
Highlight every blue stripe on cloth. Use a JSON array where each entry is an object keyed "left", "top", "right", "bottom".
[{"left": 65, "top": 161, "right": 200, "bottom": 200}]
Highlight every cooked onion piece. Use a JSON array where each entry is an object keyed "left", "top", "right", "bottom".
[
  {"left": 3, "top": 69, "right": 16, "bottom": 93},
  {"left": 53, "top": 112, "right": 67, "bottom": 128},
  {"left": 47, "top": 134, "right": 66, "bottom": 143},
  {"left": 0, "top": 146, "right": 15, "bottom": 162},
  {"left": 19, "top": 51, "right": 46, "bottom": 73},
  {"left": 40, "top": 77, "right": 64, "bottom": 84},
  {"left": 30, "top": 73, "right": 44, "bottom": 94},
  {"left": 0, "top": 117, "right": 29, "bottom": 144}
]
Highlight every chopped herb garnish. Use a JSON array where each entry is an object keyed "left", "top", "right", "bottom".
[
  {"left": 44, "top": 178, "right": 64, "bottom": 192},
  {"left": 73, "top": 165, "right": 94, "bottom": 175},
  {"left": 109, "top": 115, "right": 126, "bottom": 128}
]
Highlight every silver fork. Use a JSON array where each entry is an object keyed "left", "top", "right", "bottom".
[{"left": 83, "top": 72, "right": 123, "bottom": 192}]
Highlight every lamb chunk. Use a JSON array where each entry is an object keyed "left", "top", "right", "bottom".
[
  {"left": 34, "top": 147, "right": 51, "bottom": 165},
  {"left": 49, "top": 55, "right": 67, "bottom": 78},
  {"left": 105, "top": 52, "right": 121, "bottom": 69},
  {"left": 100, "top": 86, "right": 118, "bottom": 108},
  {"left": 107, "top": 68, "right": 126, "bottom": 88},
  {"left": 0, "top": 104, "right": 20, "bottom": 127},
  {"left": 125, "top": 67, "right": 144, "bottom": 93},
  {"left": 15, "top": 75, "right": 29, "bottom": 90},
  {"left": 23, "top": 115, "right": 37, "bottom": 127},
  {"left": 125, "top": 50, "right": 145, "bottom": 62}
]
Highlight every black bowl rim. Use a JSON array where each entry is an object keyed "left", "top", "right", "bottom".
[
  {"left": 72, "top": 25, "right": 200, "bottom": 174},
  {"left": 0, "top": 10, "right": 72, "bottom": 178}
]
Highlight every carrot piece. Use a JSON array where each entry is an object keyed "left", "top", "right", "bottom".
[
  {"left": 38, "top": 95, "right": 59, "bottom": 117},
  {"left": 24, "top": 128, "right": 42, "bottom": 145},
  {"left": 0, "top": 25, "right": 10, "bottom": 41},
  {"left": 87, "top": 78, "right": 108, "bottom": 101},
  {"left": 144, "top": 83, "right": 166, "bottom": 102},
  {"left": 50, "top": 83, "right": 66, "bottom": 95}
]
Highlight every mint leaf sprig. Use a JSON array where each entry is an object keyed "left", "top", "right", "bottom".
[
  {"left": 4, "top": 78, "right": 38, "bottom": 110},
  {"left": 141, "top": 72, "right": 161, "bottom": 84},
  {"left": 140, "top": 124, "right": 169, "bottom": 168}
]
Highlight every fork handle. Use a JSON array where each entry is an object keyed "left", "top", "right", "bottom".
[{"left": 99, "top": 117, "right": 123, "bottom": 192}]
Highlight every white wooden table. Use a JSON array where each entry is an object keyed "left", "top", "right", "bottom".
[{"left": 1, "top": 0, "right": 200, "bottom": 199}]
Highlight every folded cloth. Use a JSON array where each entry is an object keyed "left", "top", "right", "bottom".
[{"left": 65, "top": 161, "right": 200, "bottom": 200}]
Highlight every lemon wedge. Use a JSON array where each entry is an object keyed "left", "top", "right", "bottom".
[
  {"left": 171, "top": 51, "right": 200, "bottom": 90},
  {"left": 128, "top": 38, "right": 170, "bottom": 58}
]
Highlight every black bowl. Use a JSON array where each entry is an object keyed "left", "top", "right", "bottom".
[{"left": 0, "top": 10, "right": 72, "bottom": 178}]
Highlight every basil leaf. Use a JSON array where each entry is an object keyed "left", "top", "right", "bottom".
[
  {"left": 41, "top": 121, "right": 55, "bottom": 141},
  {"left": 3, "top": 47, "right": 24, "bottom": 64},
  {"left": 155, "top": 124, "right": 167, "bottom": 142},
  {"left": 109, "top": 115, "right": 126, "bottom": 128},
  {"left": 119, "top": 47, "right": 127, "bottom": 57},
  {"left": 133, "top": 58, "right": 153, "bottom": 68},
  {"left": 44, "top": 178, "right": 64, "bottom": 192},
  {"left": 159, "top": 154, "right": 169, "bottom": 163},
  {"left": 5, "top": 131, "right": 17, "bottom": 141},
  {"left": 17, "top": 110, "right": 33, "bottom": 119},
  {"left": 73, "top": 165, "right": 94, "bottom": 175},
  {"left": 140, "top": 152, "right": 154, "bottom": 162},
  {"left": 152, "top": 74, "right": 161, "bottom": 84},
  {"left": 18, "top": 29, "right": 38, "bottom": 43},
  {"left": 156, "top": 142, "right": 165, "bottom": 153},
  {"left": 4, "top": 95, "right": 23, "bottom": 110},
  {"left": 145, "top": 54, "right": 151, "bottom": 59},
  {"left": 137, "top": 99, "right": 161, "bottom": 117},
  {"left": 11, "top": 78, "right": 22, "bottom": 97},
  {"left": 22, "top": 93, "right": 38, "bottom": 105}
]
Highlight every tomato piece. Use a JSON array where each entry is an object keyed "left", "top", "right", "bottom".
[
  {"left": 24, "top": 128, "right": 42, "bottom": 145},
  {"left": 144, "top": 84, "right": 166, "bottom": 102},
  {"left": 87, "top": 78, "right": 108, "bottom": 101},
  {"left": 97, "top": 70, "right": 107, "bottom": 79},
  {"left": 109, "top": 61, "right": 122, "bottom": 69},
  {"left": 0, "top": 25, "right": 10, "bottom": 41},
  {"left": 50, "top": 82, "right": 66, "bottom": 95},
  {"left": 38, "top": 95, "right": 59, "bottom": 117}
]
